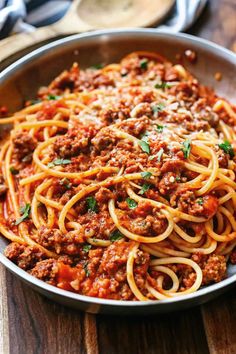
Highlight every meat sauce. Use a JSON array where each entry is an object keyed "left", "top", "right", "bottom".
[{"left": 2, "top": 51, "right": 236, "bottom": 300}]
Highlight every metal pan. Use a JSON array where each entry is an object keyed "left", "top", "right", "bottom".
[{"left": 0, "top": 29, "right": 236, "bottom": 314}]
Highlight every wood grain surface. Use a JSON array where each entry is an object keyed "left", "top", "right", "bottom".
[
  {"left": 0, "top": 0, "right": 174, "bottom": 64},
  {"left": 1, "top": 0, "right": 236, "bottom": 353}
]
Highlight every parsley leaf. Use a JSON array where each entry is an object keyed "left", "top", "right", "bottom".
[
  {"left": 86, "top": 196, "right": 98, "bottom": 213},
  {"left": 83, "top": 261, "right": 90, "bottom": 277},
  {"left": 59, "top": 178, "right": 71, "bottom": 189},
  {"left": 47, "top": 158, "right": 71, "bottom": 168},
  {"left": 110, "top": 230, "right": 124, "bottom": 242},
  {"left": 152, "top": 103, "right": 165, "bottom": 114},
  {"left": 176, "top": 176, "right": 181, "bottom": 182},
  {"left": 10, "top": 166, "right": 19, "bottom": 175},
  {"left": 140, "top": 59, "right": 148, "bottom": 70},
  {"left": 155, "top": 82, "right": 171, "bottom": 89},
  {"left": 141, "top": 171, "right": 152, "bottom": 179},
  {"left": 83, "top": 244, "right": 92, "bottom": 253},
  {"left": 90, "top": 63, "right": 103, "bottom": 70},
  {"left": 126, "top": 197, "right": 137, "bottom": 209},
  {"left": 47, "top": 95, "right": 61, "bottom": 100},
  {"left": 22, "top": 154, "right": 32, "bottom": 163},
  {"left": 197, "top": 197, "right": 204, "bottom": 205},
  {"left": 156, "top": 124, "right": 164, "bottom": 133},
  {"left": 141, "top": 134, "right": 149, "bottom": 142},
  {"left": 121, "top": 71, "right": 128, "bottom": 77},
  {"left": 139, "top": 139, "right": 150, "bottom": 154},
  {"left": 149, "top": 155, "right": 156, "bottom": 161},
  {"left": 15, "top": 203, "right": 31, "bottom": 225},
  {"left": 182, "top": 140, "right": 191, "bottom": 159},
  {"left": 157, "top": 148, "right": 164, "bottom": 162},
  {"left": 139, "top": 183, "right": 151, "bottom": 195},
  {"left": 219, "top": 140, "right": 235, "bottom": 158}
]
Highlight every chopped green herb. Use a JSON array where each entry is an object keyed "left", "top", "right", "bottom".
[
  {"left": 83, "top": 261, "right": 90, "bottom": 277},
  {"left": 10, "top": 166, "right": 19, "bottom": 175},
  {"left": 15, "top": 203, "right": 31, "bottom": 225},
  {"left": 139, "top": 139, "right": 150, "bottom": 154},
  {"left": 156, "top": 124, "right": 164, "bottom": 133},
  {"left": 139, "top": 183, "right": 151, "bottom": 195},
  {"left": 157, "top": 148, "right": 164, "bottom": 162},
  {"left": 90, "top": 63, "right": 103, "bottom": 70},
  {"left": 152, "top": 103, "right": 165, "bottom": 114},
  {"left": 149, "top": 155, "right": 156, "bottom": 161},
  {"left": 197, "top": 197, "right": 204, "bottom": 205},
  {"left": 22, "top": 154, "right": 32, "bottom": 163},
  {"left": 110, "top": 230, "right": 124, "bottom": 242},
  {"left": 83, "top": 244, "right": 92, "bottom": 253},
  {"left": 86, "top": 196, "right": 98, "bottom": 213},
  {"left": 59, "top": 178, "right": 71, "bottom": 189},
  {"left": 141, "top": 171, "right": 152, "bottom": 179},
  {"left": 155, "top": 82, "right": 171, "bottom": 89},
  {"left": 176, "top": 176, "right": 181, "bottom": 182},
  {"left": 126, "top": 197, "right": 138, "bottom": 209},
  {"left": 47, "top": 158, "right": 71, "bottom": 168},
  {"left": 182, "top": 139, "right": 191, "bottom": 159},
  {"left": 219, "top": 140, "right": 235, "bottom": 158},
  {"left": 141, "top": 132, "right": 149, "bottom": 141},
  {"left": 140, "top": 59, "right": 148, "bottom": 70},
  {"left": 19, "top": 205, "right": 27, "bottom": 214},
  {"left": 47, "top": 94, "right": 61, "bottom": 100},
  {"left": 121, "top": 71, "right": 128, "bottom": 77},
  {"left": 47, "top": 162, "right": 55, "bottom": 168}
]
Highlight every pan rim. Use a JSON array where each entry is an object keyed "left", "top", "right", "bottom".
[
  {"left": 1, "top": 28, "right": 236, "bottom": 82},
  {"left": 1, "top": 28, "right": 236, "bottom": 309}
]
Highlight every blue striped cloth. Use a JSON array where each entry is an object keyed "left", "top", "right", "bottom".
[
  {"left": 0, "top": 0, "right": 207, "bottom": 40},
  {"left": 0, "top": 0, "right": 71, "bottom": 39}
]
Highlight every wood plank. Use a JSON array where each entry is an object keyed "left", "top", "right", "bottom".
[
  {"left": 83, "top": 314, "right": 99, "bottom": 354},
  {"left": 0, "top": 264, "right": 9, "bottom": 354},
  {"left": 190, "top": 0, "right": 236, "bottom": 51},
  {"left": 6, "top": 270, "right": 91, "bottom": 354},
  {"left": 97, "top": 307, "right": 209, "bottom": 354},
  {"left": 201, "top": 288, "right": 236, "bottom": 354},
  {"left": 191, "top": 1, "right": 236, "bottom": 351}
]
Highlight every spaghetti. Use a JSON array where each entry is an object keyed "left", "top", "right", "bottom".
[{"left": 1, "top": 51, "right": 236, "bottom": 301}]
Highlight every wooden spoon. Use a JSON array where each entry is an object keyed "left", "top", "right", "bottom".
[{"left": 0, "top": 0, "right": 174, "bottom": 63}]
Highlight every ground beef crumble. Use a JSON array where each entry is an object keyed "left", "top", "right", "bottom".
[
  {"left": 36, "top": 226, "right": 85, "bottom": 255},
  {"left": 30, "top": 259, "right": 58, "bottom": 285},
  {"left": 4, "top": 242, "right": 46, "bottom": 270},
  {"left": 12, "top": 131, "right": 37, "bottom": 161},
  {"left": 171, "top": 187, "right": 219, "bottom": 219},
  {"left": 192, "top": 253, "right": 227, "bottom": 285}
]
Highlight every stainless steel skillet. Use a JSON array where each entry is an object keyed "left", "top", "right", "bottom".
[{"left": 0, "top": 29, "right": 236, "bottom": 314}]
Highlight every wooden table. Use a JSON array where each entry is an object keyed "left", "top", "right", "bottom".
[{"left": 1, "top": 0, "right": 236, "bottom": 353}]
